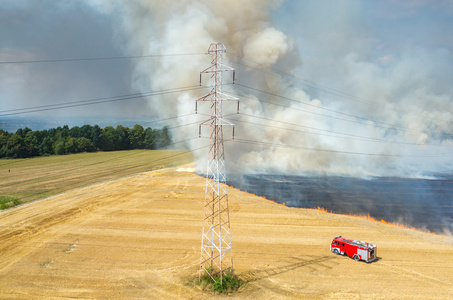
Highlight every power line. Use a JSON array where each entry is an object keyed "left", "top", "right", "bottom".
[
  {"left": 161, "top": 136, "right": 207, "bottom": 149},
  {"left": 166, "top": 119, "right": 206, "bottom": 131},
  {"left": 0, "top": 85, "right": 207, "bottom": 117},
  {"left": 227, "top": 88, "right": 399, "bottom": 132},
  {"left": 0, "top": 52, "right": 206, "bottom": 65},
  {"left": 227, "top": 138, "right": 453, "bottom": 158},
  {"left": 229, "top": 84, "right": 453, "bottom": 140},
  {"left": 233, "top": 82, "right": 421, "bottom": 133},
  {"left": 225, "top": 50, "right": 453, "bottom": 128},
  {"left": 226, "top": 52, "right": 389, "bottom": 110},
  {"left": 228, "top": 113, "right": 430, "bottom": 147},
  {"left": 140, "top": 113, "right": 198, "bottom": 126}
]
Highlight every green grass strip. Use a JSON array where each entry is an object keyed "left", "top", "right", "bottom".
[{"left": 0, "top": 196, "right": 22, "bottom": 210}]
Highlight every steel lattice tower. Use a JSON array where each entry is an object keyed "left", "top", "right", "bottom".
[{"left": 196, "top": 43, "right": 239, "bottom": 283}]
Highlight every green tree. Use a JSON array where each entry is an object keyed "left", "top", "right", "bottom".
[
  {"left": 47, "top": 128, "right": 57, "bottom": 140},
  {"left": 130, "top": 124, "right": 145, "bottom": 149},
  {"left": 90, "top": 125, "right": 104, "bottom": 150},
  {"left": 69, "top": 126, "right": 81, "bottom": 138},
  {"left": 144, "top": 128, "right": 158, "bottom": 149},
  {"left": 0, "top": 129, "right": 8, "bottom": 143},
  {"left": 39, "top": 136, "right": 54, "bottom": 156},
  {"left": 24, "top": 130, "right": 42, "bottom": 157},
  {"left": 53, "top": 138, "right": 66, "bottom": 155},
  {"left": 156, "top": 126, "right": 171, "bottom": 148},
  {"left": 2, "top": 123, "right": 169, "bottom": 158},
  {"left": 64, "top": 138, "right": 76, "bottom": 154},
  {"left": 102, "top": 126, "right": 117, "bottom": 151},
  {"left": 0, "top": 145, "right": 6, "bottom": 158},
  {"left": 55, "top": 125, "right": 70, "bottom": 139},
  {"left": 0, "top": 130, "right": 9, "bottom": 158},
  {"left": 76, "top": 137, "right": 95, "bottom": 153},
  {"left": 115, "top": 125, "right": 130, "bottom": 150},
  {"left": 80, "top": 124, "right": 93, "bottom": 139},
  {"left": 6, "top": 134, "right": 29, "bottom": 158},
  {"left": 15, "top": 127, "right": 32, "bottom": 138}
]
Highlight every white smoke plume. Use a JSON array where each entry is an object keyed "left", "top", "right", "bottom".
[{"left": 88, "top": 0, "right": 453, "bottom": 178}]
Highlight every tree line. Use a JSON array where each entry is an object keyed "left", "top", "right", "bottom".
[{"left": 0, "top": 124, "right": 171, "bottom": 159}]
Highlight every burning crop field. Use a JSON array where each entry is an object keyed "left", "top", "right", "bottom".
[{"left": 228, "top": 174, "right": 453, "bottom": 235}]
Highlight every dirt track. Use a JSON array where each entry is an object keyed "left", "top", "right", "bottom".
[{"left": 1, "top": 167, "right": 452, "bottom": 299}]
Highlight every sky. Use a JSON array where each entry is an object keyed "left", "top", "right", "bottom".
[
  {"left": 1, "top": 0, "right": 453, "bottom": 177},
  {"left": 0, "top": 0, "right": 137, "bottom": 117}
]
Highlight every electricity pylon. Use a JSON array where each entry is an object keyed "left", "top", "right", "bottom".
[{"left": 196, "top": 42, "right": 239, "bottom": 284}]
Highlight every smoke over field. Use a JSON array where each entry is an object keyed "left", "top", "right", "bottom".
[{"left": 87, "top": 0, "right": 453, "bottom": 178}]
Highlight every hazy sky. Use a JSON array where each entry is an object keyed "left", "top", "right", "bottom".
[{"left": 0, "top": 0, "right": 136, "bottom": 117}]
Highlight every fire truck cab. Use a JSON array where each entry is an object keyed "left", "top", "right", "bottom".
[{"left": 330, "top": 236, "right": 377, "bottom": 263}]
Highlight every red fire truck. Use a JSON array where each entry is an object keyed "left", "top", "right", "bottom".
[{"left": 330, "top": 236, "right": 377, "bottom": 263}]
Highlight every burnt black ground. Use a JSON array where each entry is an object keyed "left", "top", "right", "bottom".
[{"left": 228, "top": 174, "right": 453, "bottom": 234}]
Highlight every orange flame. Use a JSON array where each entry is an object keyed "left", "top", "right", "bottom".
[
  {"left": 314, "top": 206, "right": 444, "bottom": 236},
  {"left": 316, "top": 206, "right": 333, "bottom": 213},
  {"left": 239, "top": 190, "right": 445, "bottom": 236}
]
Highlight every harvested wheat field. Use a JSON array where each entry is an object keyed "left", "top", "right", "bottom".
[{"left": 1, "top": 166, "right": 453, "bottom": 299}]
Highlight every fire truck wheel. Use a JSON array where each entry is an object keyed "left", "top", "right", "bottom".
[
  {"left": 333, "top": 249, "right": 340, "bottom": 255},
  {"left": 353, "top": 255, "right": 360, "bottom": 261}
]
